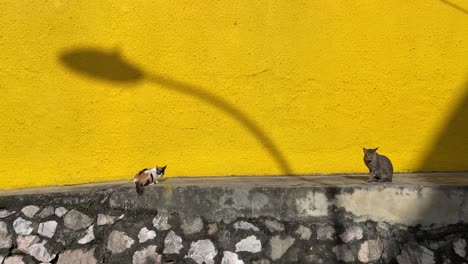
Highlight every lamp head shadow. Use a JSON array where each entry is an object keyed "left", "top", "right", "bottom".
[{"left": 59, "top": 47, "right": 144, "bottom": 83}]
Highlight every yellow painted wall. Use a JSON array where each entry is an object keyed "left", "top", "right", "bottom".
[{"left": 1, "top": 0, "right": 468, "bottom": 189}]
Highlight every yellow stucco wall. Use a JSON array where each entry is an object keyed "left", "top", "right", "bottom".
[{"left": 1, "top": 0, "right": 468, "bottom": 189}]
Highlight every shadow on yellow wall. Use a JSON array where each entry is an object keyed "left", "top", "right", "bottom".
[{"left": 59, "top": 47, "right": 293, "bottom": 175}]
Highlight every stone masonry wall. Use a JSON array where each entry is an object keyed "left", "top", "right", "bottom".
[{"left": 0, "top": 175, "right": 467, "bottom": 263}]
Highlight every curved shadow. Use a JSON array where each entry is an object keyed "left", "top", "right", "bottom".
[{"left": 59, "top": 47, "right": 293, "bottom": 175}]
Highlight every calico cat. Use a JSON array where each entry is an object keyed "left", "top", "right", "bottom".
[
  {"left": 363, "top": 148, "right": 393, "bottom": 182},
  {"left": 134, "top": 165, "right": 167, "bottom": 195}
]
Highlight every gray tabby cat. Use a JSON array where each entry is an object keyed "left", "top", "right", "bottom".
[{"left": 363, "top": 147, "right": 393, "bottom": 182}]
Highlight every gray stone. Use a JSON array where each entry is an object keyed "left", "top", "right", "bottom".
[
  {"left": 138, "top": 227, "right": 156, "bottom": 243},
  {"left": 181, "top": 216, "right": 204, "bottom": 235},
  {"left": 208, "top": 223, "right": 218, "bottom": 235},
  {"left": 0, "top": 256, "right": 4, "bottom": 264},
  {"left": 233, "top": 221, "right": 259, "bottom": 232},
  {"left": 0, "top": 221, "right": 12, "bottom": 249},
  {"left": 333, "top": 244, "right": 355, "bottom": 262},
  {"left": 222, "top": 251, "right": 244, "bottom": 264},
  {"left": 107, "top": 230, "right": 134, "bottom": 254},
  {"left": 152, "top": 212, "right": 171, "bottom": 231},
  {"left": 358, "top": 240, "right": 384, "bottom": 263},
  {"left": 38, "top": 221, "right": 57, "bottom": 238},
  {"left": 0, "top": 210, "right": 15, "bottom": 218},
  {"left": 396, "top": 242, "right": 435, "bottom": 264},
  {"left": 236, "top": 235, "right": 262, "bottom": 253},
  {"left": 340, "top": 225, "right": 363, "bottom": 243},
  {"left": 97, "top": 214, "right": 124, "bottom": 226},
  {"left": 54, "top": 207, "right": 68, "bottom": 218},
  {"left": 13, "top": 217, "right": 34, "bottom": 235},
  {"left": 264, "top": 219, "right": 285, "bottom": 232},
  {"left": 269, "top": 235, "right": 295, "bottom": 261},
  {"left": 37, "top": 207, "right": 54, "bottom": 218},
  {"left": 382, "top": 240, "right": 399, "bottom": 263},
  {"left": 186, "top": 239, "right": 218, "bottom": 264},
  {"left": 251, "top": 260, "right": 271, "bottom": 264},
  {"left": 294, "top": 225, "right": 312, "bottom": 240},
  {"left": 317, "top": 225, "right": 335, "bottom": 240},
  {"left": 16, "top": 235, "right": 56, "bottom": 263},
  {"left": 57, "top": 248, "right": 97, "bottom": 264},
  {"left": 163, "top": 231, "right": 183, "bottom": 254},
  {"left": 63, "top": 210, "right": 93, "bottom": 230},
  {"left": 453, "top": 238, "right": 466, "bottom": 258},
  {"left": 4, "top": 256, "right": 26, "bottom": 264},
  {"left": 78, "top": 225, "right": 95, "bottom": 244},
  {"left": 132, "top": 245, "right": 161, "bottom": 264},
  {"left": 21, "top": 206, "right": 40, "bottom": 219}
]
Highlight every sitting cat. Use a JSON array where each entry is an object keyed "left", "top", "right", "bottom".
[
  {"left": 363, "top": 148, "right": 393, "bottom": 182},
  {"left": 134, "top": 165, "right": 167, "bottom": 195}
]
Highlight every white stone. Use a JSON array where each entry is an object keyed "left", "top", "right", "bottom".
[
  {"left": 21, "top": 205, "right": 40, "bottom": 218},
  {"left": 64, "top": 210, "right": 93, "bottom": 230},
  {"left": 269, "top": 236, "right": 295, "bottom": 261},
  {"left": 57, "top": 248, "right": 97, "bottom": 264},
  {"left": 107, "top": 230, "right": 134, "bottom": 254},
  {"left": 38, "top": 221, "right": 58, "bottom": 238},
  {"left": 133, "top": 245, "right": 161, "bottom": 264},
  {"left": 37, "top": 207, "right": 54, "bottom": 218},
  {"left": 333, "top": 244, "right": 355, "bottom": 262},
  {"left": 54, "top": 207, "right": 68, "bottom": 217},
  {"left": 153, "top": 212, "right": 171, "bottom": 230},
  {"left": 294, "top": 225, "right": 312, "bottom": 240},
  {"left": 4, "top": 255, "right": 26, "bottom": 264},
  {"left": 233, "top": 221, "right": 259, "bottom": 232},
  {"left": 78, "top": 225, "right": 95, "bottom": 244},
  {"left": 181, "top": 217, "right": 204, "bottom": 235},
  {"left": 358, "top": 240, "right": 384, "bottom": 263},
  {"left": 264, "top": 219, "right": 285, "bottom": 232},
  {"left": 317, "top": 225, "right": 335, "bottom": 240},
  {"left": 163, "top": 231, "right": 183, "bottom": 254},
  {"left": 0, "top": 210, "right": 15, "bottom": 218},
  {"left": 453, "top": 238, "right": 466, "bottom": 258},
  {"left": 97, "top": 214, "right": 116, "bottom": 226},
  {"left": 0, "top": 256, "right": 4, "bottom": 264},
  {"left": 340, "top": 225, "right": 363, "bottom": 243},
  {"left": 186, "top": 239, "right": 218, "bottom": 264},
  {"left": 13, "top": 217, "right": 34, "bottom": 235},
  {"left": 222, "top": 251, "right": 244, "bottom": 264},
  {"left": 16, "top": 235, "right": 56, "bottom": 263},
  {"left": 138, "top": 227, "right": 156, "bottom": 243},
  {"left": 235, "top": 235, "right": 262, "bottom": 253},
  {"left": 0, "top": 221, "right": 12, "bottom": 249}
]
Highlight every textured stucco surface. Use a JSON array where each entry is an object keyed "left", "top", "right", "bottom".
[{"left": 1, "top": 0, "right": 468, "bottom": 189}]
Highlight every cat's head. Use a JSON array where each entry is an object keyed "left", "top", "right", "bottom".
[
  {"left": 363, "top": 147, "right": 378, "bottom": 161},
  {"left": 156, "top": 165, "right": 167, "bottom": 177}
]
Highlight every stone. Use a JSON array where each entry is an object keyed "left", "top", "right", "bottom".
[
  {"left": 0, "top": 221, "right": 12, "bottom": 249},
  {"left": 186, "top": 239, "right": 218, "bottom": 264},
  {"left": 333, "top": 244, "right": 355, "bottom": 262},
  {"left": 57, "top": 248, "right": 97, "bottom": 264},
  {"left": 269, "top": 235, "right": 295, "bottom": 261},
  {"left": 132, "top": 245, "right": 162, "bottom": 264},
  {"left": 264, "top": 219, "right": 285, "bottom": 232},
  {"left": 251, "top": 260, "right": 271, "bottom": 264},
  {"left": 78, "top": 225, "right": 95, "bottom": 244},
  {"left": 358, "top": 240, "right": 384, "bottom": 263},
  {"left": 4, "top": 256, "right": 26, "bottom": 264},
  {"left": 233, "top": 221, "right": 259, "bottom": 232},
  {"left": 382, "top": 239, "right": 399, "bottom": 263},
  {"left": 63, "top": 210, "right": 93, "bottom": 230},
  {"left": 222, "top": 251, "right": 244, "bottom": 264},
  {"left": 181, "top": 216, "right": 204, "bottom": 235},
  {"left": 0, "top": 210, "right": 15, "bottom": 218},
  {"left": 21, "top": 206, "right": 40, "bottom": 218},
  {"left": 453, "top": 238, "right": 466, "bottom": 258},
  {"left": 163, "top": 231, "right": 183, "bottom": 254},
  {"left": 13, "top": 217, "right": 34, "bottom": 235},
  {"left": 340, "top": 225, "right": 363, "bottom": 243},
  {"left": 396, "top": 242, "right": 435, "bottom": 264},
  {"left": 97, "top": 214, "right": 124, "bottom": 226},
  {"left": 138, "top": 227, "right": 156, "bottom": 243},
  {"left": 294, "top": 225, "right": 312, "bottom": 240},
  {"left": 37, "top": 207, "right": 54, "bottom": 218},
  {"left": 317, "top": 225, "right": 335, "bottom": 240},
  {"left": 208, "top": 223, "right": 218, "bottom": 235},
  {"left": 236, "top": 235, "right": 262, "bottom": 253},
  {"left": 54, "top": 207, "right": 68, "bottom": 217},
  {"left": 38, "top": 221, "right": 57, "bottom": 238},
  {"left": 107, "top": 230, "right": 134, "bottom": 254},
  {"left": 152, "top": 212, "right": 171, "bottom": 230},
  {"left": 16, "top": 235, "right": 56, "bottom": 263}
]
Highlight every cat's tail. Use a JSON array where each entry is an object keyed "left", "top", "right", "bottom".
[{"left": 135, "top": 182, "right": 144, "bottom": 195}]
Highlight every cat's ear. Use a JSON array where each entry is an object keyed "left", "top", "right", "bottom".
[
  {"left": 363, "top": 148, "right": 367, "bottom": 153},
  {"left": 374, "top": 147, "right": 379, "bottom": 152}
]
